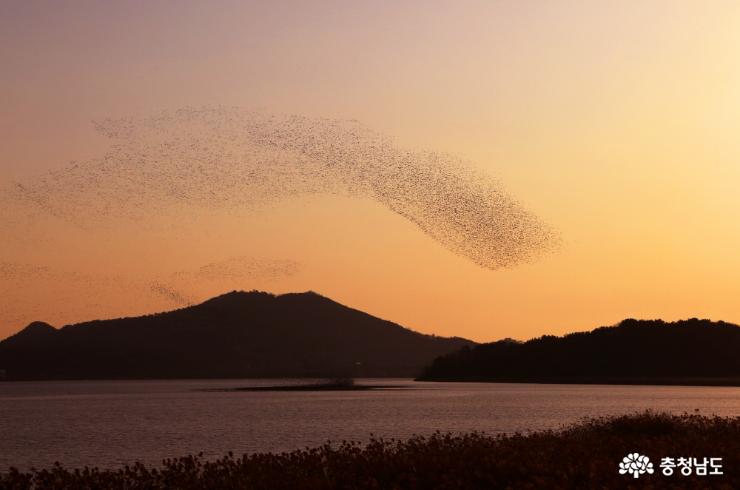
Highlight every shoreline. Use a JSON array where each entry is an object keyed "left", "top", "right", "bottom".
[
  {"left": 415, "top": 376, "right": 740, "bottom": 387},
  {"left": 3, "top": 376, "right": 740, "bottom": 387}
]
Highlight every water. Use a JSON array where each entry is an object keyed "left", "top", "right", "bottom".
[{"left": 1, "top": 379, "right": 739, "bottom": 470}]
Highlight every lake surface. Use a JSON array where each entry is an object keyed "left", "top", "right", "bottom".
[{"left": 1, "top": 379, "right": 739, "bottom": 470}]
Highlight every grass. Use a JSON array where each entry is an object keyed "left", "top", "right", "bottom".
[{"left": 1, "top": 411, "right": 738, "bottom": 489}]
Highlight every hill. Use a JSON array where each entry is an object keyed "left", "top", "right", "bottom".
[
  {"left": 0, "top": 291, "right": 473, "bottom": 380},
  {"left": 418, "top": 318, "right": 740, "bottom": 385}
]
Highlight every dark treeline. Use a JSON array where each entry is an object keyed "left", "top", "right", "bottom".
[
  {"left": 418, "top": 318, "right": 740, "bottom": 384},
  {"left": 0, "top": 291, "right": 472, "bottom": 380}
]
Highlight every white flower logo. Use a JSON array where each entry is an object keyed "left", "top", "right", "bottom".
[{"left": 619, "top": 453, "right": 655, "bottom": 479}]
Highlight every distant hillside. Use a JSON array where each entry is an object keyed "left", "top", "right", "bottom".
[
  {"left": 418, "top": 318, "right": 740, "bottom": 385},
  {"left": 0, "top": 291, "right": 473, "bottom": 380}
]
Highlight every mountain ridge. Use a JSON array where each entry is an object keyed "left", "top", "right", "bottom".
[
  {"left": 418, "top": 318, "right": 740, "bottom": 385},
  {"left": 0, "top": 290, "right": 473, "bottom": 380}
]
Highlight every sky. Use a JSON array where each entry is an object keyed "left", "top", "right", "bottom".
[{"left": 1, "top": 0, "right": 740, "bottom": 342}]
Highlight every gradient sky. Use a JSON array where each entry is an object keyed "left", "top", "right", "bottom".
[{"left": 2, "top": 1, "right": 740, "bottom": 342}]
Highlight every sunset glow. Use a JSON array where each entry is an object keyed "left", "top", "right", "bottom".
[{"left": 2, "top": 0, "right": 740, "bottom": 342}]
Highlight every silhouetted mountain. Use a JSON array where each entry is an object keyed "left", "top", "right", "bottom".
[
  {"left": 0, "top": 291, "right": 473, "bottom": 380},
  {"left": 8, "top": 321, "right": 56, "bottom": 341},
  {"left": 418, "top": 318, "right": 740, "bottom": 385}
]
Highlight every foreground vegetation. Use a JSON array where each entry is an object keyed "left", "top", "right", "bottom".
[{"left": 2, "top": 412, "right": 738, "bottom": 489}]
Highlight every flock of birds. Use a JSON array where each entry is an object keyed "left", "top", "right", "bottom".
[
  {"left": 171, "top": 257, "right": 300, "bottom": 283},
  {"left": 0, "top": 106, "right": 557, "bottom": 329}
]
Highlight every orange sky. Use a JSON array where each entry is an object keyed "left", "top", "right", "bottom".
[{"left": 2, "top": 1, "right": 740, "bottom": 342}]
